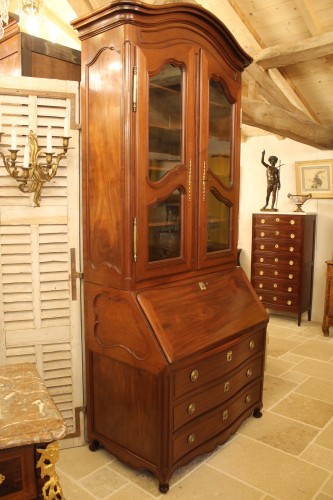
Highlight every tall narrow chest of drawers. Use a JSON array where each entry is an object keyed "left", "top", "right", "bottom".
[{"left": 251, "top": 213, "right": 316, "bottom": 326}]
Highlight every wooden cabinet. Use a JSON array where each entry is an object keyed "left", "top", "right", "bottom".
[
  {"left": 322, "top": 260, "right": 333, "bottom": 336},
  {"left": 251, "top": 213, "right": 316, "bottom": 326},
  {"left": 73, "top": 1, "right": 268, "bottom": 493}
]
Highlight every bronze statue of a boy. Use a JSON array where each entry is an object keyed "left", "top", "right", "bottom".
[{"left": 261, "top": 150, "right": 280, "bottom": 211}]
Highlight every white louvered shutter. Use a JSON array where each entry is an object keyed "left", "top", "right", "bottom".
[{"left": 0, "top": 77, "right": 84, "bottom": 446}]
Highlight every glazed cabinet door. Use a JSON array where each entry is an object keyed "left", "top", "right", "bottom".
[
  {"left": 197, "top": 49, "right": 240, "bottom": 270},
  {"left": 135, "top": 44, "right": 197, "bottom": 280}
]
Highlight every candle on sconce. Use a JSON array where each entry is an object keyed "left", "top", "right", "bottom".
[
  {"left": 64, "top": 116, "right": 69, "bottom": 137},
  {"left": 23, "top": 140, "right": 30, "bottom": 169},
  {"left": 47, "top": 126, "right": 52, "bottom": 152},
  {"left": 11, "top": 124, "right": 17, "bottom": 150}
]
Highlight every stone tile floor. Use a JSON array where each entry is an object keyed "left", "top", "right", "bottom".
[{"left": 57, "top": 316, "right": 333, "bottom": 499}]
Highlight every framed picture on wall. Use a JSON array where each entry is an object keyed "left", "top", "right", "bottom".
[{"left": 295, "top": 159, "right": 333, "bottom": 198}]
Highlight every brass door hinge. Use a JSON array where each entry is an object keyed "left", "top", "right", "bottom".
[{"left": 70, "top": 248, "right": 83, "bottom": 301}]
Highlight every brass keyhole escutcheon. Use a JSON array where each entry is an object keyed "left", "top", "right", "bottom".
[
  {"left": 187, "top": 403, "right": 196, "bottom": 415},
  {"left": 190, "top": 370, "right": 199, "bottom": 382},
  {"left": 226, "top": 351, "right": 233, "bottom": 362},
  {"left": 198, "top": 281, "right": 208, "bottom": 290},
  {"left": 187, "top": 433, "right": 196, "bottom": 444},
  {"left": 222, "top": 409, "right": 229, "bottom": 421},
  {"left": 249, "top": 340, "right": 255, "bottom": 350}
]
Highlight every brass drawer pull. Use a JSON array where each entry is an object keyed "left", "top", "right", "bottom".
[
  {"left": 224, "top": 381, "right": 230, "bottom": 392},
  {"left": 260, "top": 231, "right": 265, "bottom": 237},
  {"left": 274, "top": 283, "right": 278, "bottom": 288},
  {"left": 289, "top": 274, "right": 293, "bottom": 279},
  {"left": 260, "top": 218, "right": 265, "bottom": 224},
  {"left": 0, "top": 474, "right": 5, "bottom": 485},
  {"left": 260, "top": 244, "right": 265, "bottom": 250},
  {"left": 275, "top": 217, "right": 280, "bottom": 222},
  {"left": 245, "top": 394, "right": 252, "bottom": 403},
  {"left": 259, "top": 296, "right": 263, "bottom": 301},
  {"left": 289, "top": 246, "right": 294, "bottom": 252},
  {"left": 187, "top": 403, "right": 196, "bottom": 415},
  {"left": 274, "top": 271, "right": 278, "bottom": 276},
  {"left": 246, "top": 368, "right": 252, "bottom": 378},
  {"left": 274, "top": 258, "right": 279, "bottom": 262},
  {"left": 290, "top": 233, "right": 295, "bottom": 239},
  {"left": 275, "top": 230, "right": 279, "bottom": 235},
  {"left": 260, "top": 270, "right": 264, "bottom": 276},
  {"left": 249, "top": 340, "right": 255, "bottom": 350},
  {"left": 222, "top": 409, "right": 229, "bottom": 421},
  {"left": 289, "top": 260, "right": 294, "bottom": 266},
  {"left": 226, "top": 351, "right": 233, "bottom": 362},
  {"left": 187, "top": 433, "right": 196, "bottom": 444},
  {"left": 273, "top": 296, "right": 277, "bottom": 301},
  {"left": 259, "top": 283, "right": 263, "bottom": 288},
  {"left": 290, "top": 219, "right": 295, "bottom": 225},
  {"left": 288, "top": 287, "right": 292, "bottom": 292},
  {"left": 260, "top": 257, "right": 264, "bottom": 263},
  {"left": 287, "top": 300, "right": 292, "bottom": 306},
  {"left": 190, "top": 370, "right": 199, "bottom": 382},
  {"left": 275, "top": 244, "right": 279, "bottom": 248}
]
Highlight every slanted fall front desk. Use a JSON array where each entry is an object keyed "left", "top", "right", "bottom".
[{"left": 0, "top": 363, "right": 66, "bottom": 499}]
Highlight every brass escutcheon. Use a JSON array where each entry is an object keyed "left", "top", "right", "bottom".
[
  {"left": 187, "top": 403, "right": 196, "bottom": 415},
  {"left": 190, "top": 370, "right": 199, "bottom": 382},
  {"left": 222, "top": 409, "right": 229, "bottom": 421},
  {"left": 187, "top": 433, "right": 196, "bottom": 444},
  {"left": 290, "top": 219, "right": 295, "bottom": 225},
  {"left": 245, "top": 394, "right": 252, "bottom": 403},
  {"left": 249, "top": 340, "right": 255, "bottom": 350},
  {"left": 224, "top": 381, "right": 230, "bottom": 392},
  {"left": 246, "top": 368, "right": 252, "bottom": 377},
  {"left": 226, "top": 351, "right": 233, "bottom": 362}
]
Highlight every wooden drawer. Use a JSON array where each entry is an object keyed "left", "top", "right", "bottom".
[
  {"left": 173, "top": 330, "right": 264, "bottom": 398},
  {"left": 173, "top": 382, "right": 262, "bottom": 462},
  {"left": 252, "top": 277, "right": 298, "bottom": 296},
  {"left": 253, "top": 227, "right": 301, "bottom": 242},
  {"left": 252, "top": 264, "right": 299, "bottom": 282},
  {"left": 252, "top": 253, "right": 300, "bottom": 269},
  {"left": 257, "top": 291, "right": 299, "bottom": 311},
  {"left": 0, "top": 445, "right": 37, "bottom": 499},
  {"left": 253, "top": 214, "right": 302, "bottom": 228},
  {"left": 173, "top": 356, "right": 263, "bottom": 430},
  {"left": 253, "top": 239, "right": 301, "bottom": 255}
]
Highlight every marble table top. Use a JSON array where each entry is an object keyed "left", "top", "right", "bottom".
[{"left": 0, "top": 363, "right": 66, "bottom": 450}]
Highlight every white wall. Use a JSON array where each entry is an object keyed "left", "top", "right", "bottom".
[{"left": 238, "top": 134, "right": 333, "bottom": 323}]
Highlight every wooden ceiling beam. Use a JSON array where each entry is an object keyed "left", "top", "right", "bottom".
[
  {"left": 66, "top": 0, "right": 94, "bottom": 18},
  {"left": 255, "top": 31, "right": 333, "bottom": 70},
  {"left": 241, "top": 97, "right": 333, "bottom": 150},
  {"left": 294, "top": 0, "right": 322, "bottom": 36}
]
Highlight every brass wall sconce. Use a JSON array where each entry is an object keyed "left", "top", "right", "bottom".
[{"left": 0, "top": 128, "right": 70, "bottom": 207}]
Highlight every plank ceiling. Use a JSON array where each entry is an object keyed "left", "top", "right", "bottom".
[{"left": 8, "top": 0, "right": 333, "bottom": 150}]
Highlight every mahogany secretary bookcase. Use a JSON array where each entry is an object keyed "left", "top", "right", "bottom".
[{"left": 72, "top": 1, "right": 268, "bottom": 493}]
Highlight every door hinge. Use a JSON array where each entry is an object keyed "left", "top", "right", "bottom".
[
  {"left": 133, "top": 217, "right": 138, "bottom": 262},
  {"left": 132, "top": 66, "right": 137, "bottom": 112},
  {"left": 70, "top": 248, "right": 83, "bottom": 301}
]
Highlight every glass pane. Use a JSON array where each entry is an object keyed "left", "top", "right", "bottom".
[
  {"left": 148, "top": 189, "right": 181, "bottom": 262},
  {"left": 208, "top": 79, "right": 232, "bottom": 186},
  {"left": 149, "top": 64, "right": 182, "bottom": 181},
  {"left": 207, "top": 191, "right": 230, "bottom": 253}
]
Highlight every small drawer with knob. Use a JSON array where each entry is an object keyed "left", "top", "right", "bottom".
[
  {"left": 173, "top": 356, "right": 263, "bottom": 430},
  {"left": 173, "top": 330, "right": 265, "bottom": 398},
  {"left": 173, "top": 382, "right": 262, "bottom": 462}
]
